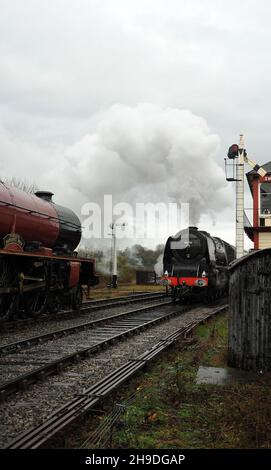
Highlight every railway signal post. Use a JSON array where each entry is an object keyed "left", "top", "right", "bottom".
[
  {"left": 226, "top": 134, "right": 246, "bottom": 258},
  {"left": 225, "top": 134, "right": 267, "bottom": 257},
  {"left": 235, "top": 134, "right": 245, "bottom": 259},
  {"left": 109, "top": 221, "right": 126, "bottom": 288}
]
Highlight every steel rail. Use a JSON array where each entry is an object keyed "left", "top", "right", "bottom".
[
  {"left": 0, "top": 299, "right": 172, "bottom": 355},
  {"left": 5, "top": 304, "right": 228, "bottom": 449},
  {"left": 0, "top": 302, "right": 187, "bottom": 400},
  {"left": 0, "top": 291, "right": 166, "bottom": 331}
]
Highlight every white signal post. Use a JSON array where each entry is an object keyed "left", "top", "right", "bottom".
[
  {"left": 110, "top": 221, "right": 126, "bottom": 288},
  {"left": 226, "top": 135, "right": 267, "bottom": 259},
  {"left": 112, "top": 224, "right": 117, "bottom": 288},
  {"left": 235, "top": 134, "right": 245, "bottom": 259}
]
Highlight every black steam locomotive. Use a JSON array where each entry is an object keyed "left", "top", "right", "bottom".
[{"left": 162, "top": 226, "right": 235, "bottom": 302}]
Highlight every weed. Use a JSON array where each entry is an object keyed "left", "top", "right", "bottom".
[{"left": 111, "top": 313, "right": 271, "bottom": 449}]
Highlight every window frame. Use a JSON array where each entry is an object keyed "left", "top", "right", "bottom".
[{"left": 259, "top": 182, "right": 271, "bottom": 215}]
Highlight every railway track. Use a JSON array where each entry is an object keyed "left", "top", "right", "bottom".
[
  {"left": 0, "top": 302, "right": 227, "bottom": 448},
  {"left": 0, "top": 299, "right": 182, "bottom": 400},
  {"left": 4, "top": 304, "right": 228, "bottom": 449},
  {"left": 0, "top": 291, "right": 166, "bottom": 332}
]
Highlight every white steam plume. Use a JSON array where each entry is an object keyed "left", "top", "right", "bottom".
[
  {"left": 65, "top": 104, "right": 230, "bottom": 227},
  {"left": 154, "top": 253, "right": 163, "bottom": 277}
]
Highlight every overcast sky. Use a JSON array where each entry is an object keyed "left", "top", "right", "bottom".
[{"left": 1, "top": 0, "right": 271, "bottom": 248}]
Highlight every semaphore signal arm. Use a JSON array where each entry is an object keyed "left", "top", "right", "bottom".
[
  {"left": 226, "top": 135, "right": 271, "bottom": 256},
  {"left": 243, "top": 154, "right": 267, "bottom": 177}
]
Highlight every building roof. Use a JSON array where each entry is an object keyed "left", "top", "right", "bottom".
[
  {"left": 246, "top": 161, "right": 271, "bottom": 194},
  {"left": 244, "top": 211, "right": 254, "bottom": 241},
  {"left": 229, "top": 247, "right": 271, "bottom": 271}
]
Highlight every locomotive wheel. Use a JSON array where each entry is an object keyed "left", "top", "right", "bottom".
[
  {"left": 0, "top": 294, "right": 17, "bottom": 321},
  {"left": 71, "top": 285, "right": 83, "bottom": 310},
  {"left": 0, "top": 258, "right": 17, "bottom": 321},
  {"left": 207, "top": 288, "right": 217, "bottom": 303},
  {"left": 24, "top": 290, "right": 48, "bottom": 317},
  {"left": 47, "top": 293, "right": 61, "bottom": 314},
  {"left": 171, "top": 287, "right": 177, "bottom": 303}
]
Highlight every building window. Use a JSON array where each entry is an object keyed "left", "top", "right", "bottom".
[{"left": 260, "top": 182, "right": 271, "bottom": 214}]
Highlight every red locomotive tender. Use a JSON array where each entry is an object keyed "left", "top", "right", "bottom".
[{"left": 0, "top": 181, "right": 99, "bottom": 321}]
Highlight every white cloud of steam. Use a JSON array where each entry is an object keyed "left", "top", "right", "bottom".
[
  {"left": 154, "top": 253, "right": 164, "bottom": 277},
  {"left": 65, "top": 104, "right": 231, "bottom": 226},
  {"left": 3, "top": 0, "right": 271, "bottom": 250}
]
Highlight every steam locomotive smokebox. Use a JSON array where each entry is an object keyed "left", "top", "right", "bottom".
[{"left": 229, "top": 249, "right": 271, "bottom": 371}]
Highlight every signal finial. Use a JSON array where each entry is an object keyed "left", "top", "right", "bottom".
[{"left": 239, "top": 134, "right": 245, "bottom": 150}]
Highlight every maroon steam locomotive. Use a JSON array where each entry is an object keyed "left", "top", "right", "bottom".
[{"left": 0, "top": 181, "right": 99, "bottom": 321}]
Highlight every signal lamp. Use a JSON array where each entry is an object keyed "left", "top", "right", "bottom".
[{"left": 227, "top": 144, "right": 239, "bottom": 159}]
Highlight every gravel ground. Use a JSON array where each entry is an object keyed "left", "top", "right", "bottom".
[
  {"left": 0, "top": 305, "right": 215, "bottom": 448},
  {"left": 0, "top": 298, "right": 169, "bottom": 347}
]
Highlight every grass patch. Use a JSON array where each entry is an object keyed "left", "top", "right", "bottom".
[
  {"left": 87, "top": 284, "right": 165, "bottom": 300},
  {"left": 111, "top": 313, "right": 271, "bottom": 449}
]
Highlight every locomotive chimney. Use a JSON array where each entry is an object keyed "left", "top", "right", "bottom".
[{"left": 35, "top": 191, "right": 54, "bottom": 202}]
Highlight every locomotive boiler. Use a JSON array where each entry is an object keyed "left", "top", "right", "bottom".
[
  {"left": 0, "top": 181, "right": 98, "bottom": 321},
  {"left": 162, "top": 226, "right": 235, "bottom": 302}
]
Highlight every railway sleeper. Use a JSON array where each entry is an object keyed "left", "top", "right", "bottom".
[
  {"left": 19, "top": 379, "right": 29, "bottom": 391},
  {"left": 56, "top": 362, "right": 64, "bottom": 373},
  {"left": 73, "top": 354, "right": 81, "bottom": 364}
]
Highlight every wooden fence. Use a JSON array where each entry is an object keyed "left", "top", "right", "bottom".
[{"left": 229, "top": 249, "right": 271, "bottom": 371}]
